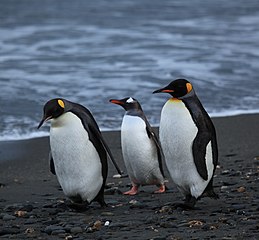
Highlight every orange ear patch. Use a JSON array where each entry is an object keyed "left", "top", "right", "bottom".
[
  {"left": 186, "top": 83, "right": 193, "bottom": 93},
  {"left": 58, "top": 99, "right": 65, "bottom": 108}
]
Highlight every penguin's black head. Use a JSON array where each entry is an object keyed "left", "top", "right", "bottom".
[
  {"left": 109, "top": 97, "right": 142, "bottom": 111},
  {"left": 153, "top": 79, "right": 193, "bottom": 98},
  {"left": 38, "top": 98, "right": 67, "bottom": 129}
]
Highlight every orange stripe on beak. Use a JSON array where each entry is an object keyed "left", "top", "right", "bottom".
[
  {"left": 161, "top": 89, "right": 174, "bottom": 93},
  {"left": 109, "top": 99, "right": 123, "bottom": 105}
]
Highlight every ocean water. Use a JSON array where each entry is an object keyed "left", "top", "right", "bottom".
[{"left": 0, "top": 0, "right": 259, "bottom": 141}]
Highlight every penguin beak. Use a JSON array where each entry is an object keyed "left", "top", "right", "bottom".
[
  {"left": 37, "top": 116, "right": 52, "bottom": 129},
  {"left": 153, "top": 88, "right": 174, "bottom": 94},
  {"left": 109, "top": 99, "right": 124, "bottom": 106}
]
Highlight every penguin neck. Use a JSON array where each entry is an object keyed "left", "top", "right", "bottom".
[
  {"left": 51, "top": 112, "right": 78, "bottom": 128},
  {"left": 125, "top": 108, "right": 142, "bottom": 117},
  {"left": 168, "top": 97, "right": 182, "bottom": 102}
]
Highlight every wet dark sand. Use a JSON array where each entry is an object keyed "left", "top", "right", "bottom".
[{"left": 0, "top": 114, "right": 258, "bottom": 239}]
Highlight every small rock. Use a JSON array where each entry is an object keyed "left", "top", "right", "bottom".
[
  {"left": 221, "top": 186, "right": 229, "bottom": 191},
  {"left": 104, "top": 187, "right": 121, "bottom": 195},
  {"left": 92, "top": 220, "right": 102, "bottom": 231},
  {"left": 15, "top": 210, "right": 27, "bottom": 217},
  {"left": 44, "top": 225, "right": 64, "bottom": 235},
  {"left": 145, "top": 215, "right": 159, "bottom": 224},
  {"left": 152, "top": 237, "right": 167, "bottom": 240},
  {"left": 19, "top": 204, "right": 34, "bottom": 212},
  {"left": 160, "top": 222, "right": 177, "bottom": 228},
  {"left": 86, "top": 227, "right": 94, "bottom": 233},
  {"left": 101, "top": 211, "right": 114, "bottom": 216},
  {"left": 159, "top": 205, "right": 172, "bottom": 213},
  {"left": 113, "top": 174, "right": 122, "bottom": 178},
  {"left": 24, "top": 218, "right": 37, "bottom": 224},
  {"left": 3, "top": 214, "right": 16, "bottom": 221},
  {"left": 51, "top": 229, "right": 66, "bottom": 235},
  {"left": 221, "top": 170, "right": 230, "bottom": 175},
  {"left": 109, "top": 222, "right": 128, "bottom": 228},
  {"left": 237, "top": 186, "right": 246, "bottom": 193},
  {"left": 188, "top": 220, "right": 204, "bottom": 227},
  {"left": 70, "top": 226, "right": 83, "bottom": 233},
  {"left": 129, "top": 199, "right": 138, "bottom": 205},
  {"left": 65, "top": 236, "right": 73, "bottom": 240},
  {"left": 104, "top": 221, "right": 110, "bottom": 226},
  {"left": 25, "top": 227, "right": 35, "bottom": 234},
  {"left": 0, "top": 228, "right": 20, "bottom": 235}
]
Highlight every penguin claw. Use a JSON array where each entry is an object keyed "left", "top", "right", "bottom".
[
  {"left": 123, "top": 186, "right": 138, "bottom": 195},
  {"left": 154, "top": 184, "right": 166, "bottom": 194}
]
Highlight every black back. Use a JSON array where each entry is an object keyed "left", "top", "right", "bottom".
[{"left": 180, "top": 91, "right": 218, "bottom": 181}]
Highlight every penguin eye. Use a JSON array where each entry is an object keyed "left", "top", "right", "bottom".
[{"left": 58, "top": 99, "right": 65, "bottom": 109}]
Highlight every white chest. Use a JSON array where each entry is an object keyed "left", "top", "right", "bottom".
[
  {"left": 121, "top": 115, "right": 151, "bottom": 160},
  {"left": 121, "top": 115, "right": 162, "bottom": 185},
  {"left": 159, "top": 99, "right": 213, "bottom": 197},
  {"left": 160, "top": 99, "right": 198, "bottom": 154},
  {"left": 49, "top": 112, "right": 103, "bottom": 202}
]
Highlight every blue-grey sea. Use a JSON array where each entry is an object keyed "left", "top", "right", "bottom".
[{"left": 0, "top": 0, "right": 259, "bottom": 141}]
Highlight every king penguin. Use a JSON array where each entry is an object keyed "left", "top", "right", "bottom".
[
  {"left": 153, "top": 79, "right": 218, "bottom": 209},
  {"left": 110, "top": 97, "right": 166, "bottom": 195},
  {"left": 38, "top": 98, "right": 120, "bottom": 207}
]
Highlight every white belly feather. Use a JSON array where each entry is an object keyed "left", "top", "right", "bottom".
[
  {"left": 160, "top": 99, "right": 213, "bottom": 198},
  {"left": 50, "top": 112, "right": 103, "bottom": 203},
  {"left": 121, "top": 115, "right": 164, "bottom": 186}
]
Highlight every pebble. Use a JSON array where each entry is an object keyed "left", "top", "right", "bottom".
[
  {"left": 3, "top": 214, "right": 16, "bottom": 221},
  {"left": 221, "top": 170, "right": 230, "bottom": 175},
  {"left": 109, "top": 222, "right": 128, "bottom": 228},
  {"left": 44, "top": 225, "right": 65, "bottom": 235},
  {"left": 160, "top": 221, "right": 177, "bottom": 228},
  {"left": 92, "top": 220, "right": 102, "bottom": 230},
  {"left": 19, "top": 204, "right": 34, "bottom": 212},
  {"left": 101, "top": 211, "right": 114, "bottom": 216},
  {"left": 70, "top": 226, "right": 83, "bottom": 233},
  {"left": 0, "top": 228, "right": 20, "bottom": 235},
  {"left": 237, "top": 186, "right": 246, "bottom": 193},
  {"left": 221, "top": 186, "right": 229, "bottom": 191},
  {"left": 51, "top": 229, "right": 66, "bottom": 235}
]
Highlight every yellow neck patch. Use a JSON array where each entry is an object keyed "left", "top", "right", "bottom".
[
  {"left": 186, "top": 83, "right": 193, "bottom": 93},
  {"left": 58, "top": 99, "right": 65, "bottom": 108},
  {"left": 169, "top": 98, "right": 182, "bottom": 102}
]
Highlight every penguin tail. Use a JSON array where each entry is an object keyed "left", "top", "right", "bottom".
[
  {"left": 203, "top": 189, "right": 219, "bottom": 199},
  {"left": 201, "top": 179, "right": 219, "bottom": 199},
  {"left": 202, "top": 186, "right": 219, "bottom": 199}
]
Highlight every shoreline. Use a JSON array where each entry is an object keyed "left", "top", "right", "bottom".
[
  {"left": 1, "top": 111, "right": 259, "bottom": 143},
  {"left": 0, "top": 113, "right": 258, "bottom": 239}
]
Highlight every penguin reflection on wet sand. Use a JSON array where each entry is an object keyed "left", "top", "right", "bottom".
[
  {"left": 110, "top": 97, "right": 166, "bottom": 195},
  {"left": 153, "top": 79, "right": 218, "bottom": 209},
  {"left": 38, "top": 98, "right": 122, "bottom": 207}
]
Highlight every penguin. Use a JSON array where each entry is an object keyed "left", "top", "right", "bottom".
[
  {"left": 38, "top": 98, "right": 121, "bottom": 207},
  {"left": 153, "top": 79, "right": 218, "bottom": 209},
  {"left": 109, "top": 97, "right": 166, "bottom": 195}
]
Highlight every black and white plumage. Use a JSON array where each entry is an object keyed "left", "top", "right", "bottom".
[
  {"left": 38, "top": 98, "right": 117, "bottom": 207},
  {"left": 153, "top": 79, "right": 218, "bottom": 208},
  {"left": 110, "top": 97, "right": 166, "bottom": 195}
]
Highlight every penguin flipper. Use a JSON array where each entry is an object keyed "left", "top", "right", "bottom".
[
  {"left": 145, "top": 125, "right": 165, "bottom": 177},
  {"left": 49, "top": 151, "right": 56, "bottom": 175},
  {"left": 89, "top": 124, "right": 124, "bottom": 176},
  {"left": 192, "top": 132, "right": 210, "bottom": 181},
  {"left": 70, "top": 105, "right": 124, "bottom": 176}
]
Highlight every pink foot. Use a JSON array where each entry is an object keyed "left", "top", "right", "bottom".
[
  {"left": 154, "top": 184, "right": 166, "bottom": 194},
  {"left": 123, "top": 185, "right": 139, "bottom": 195}
]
